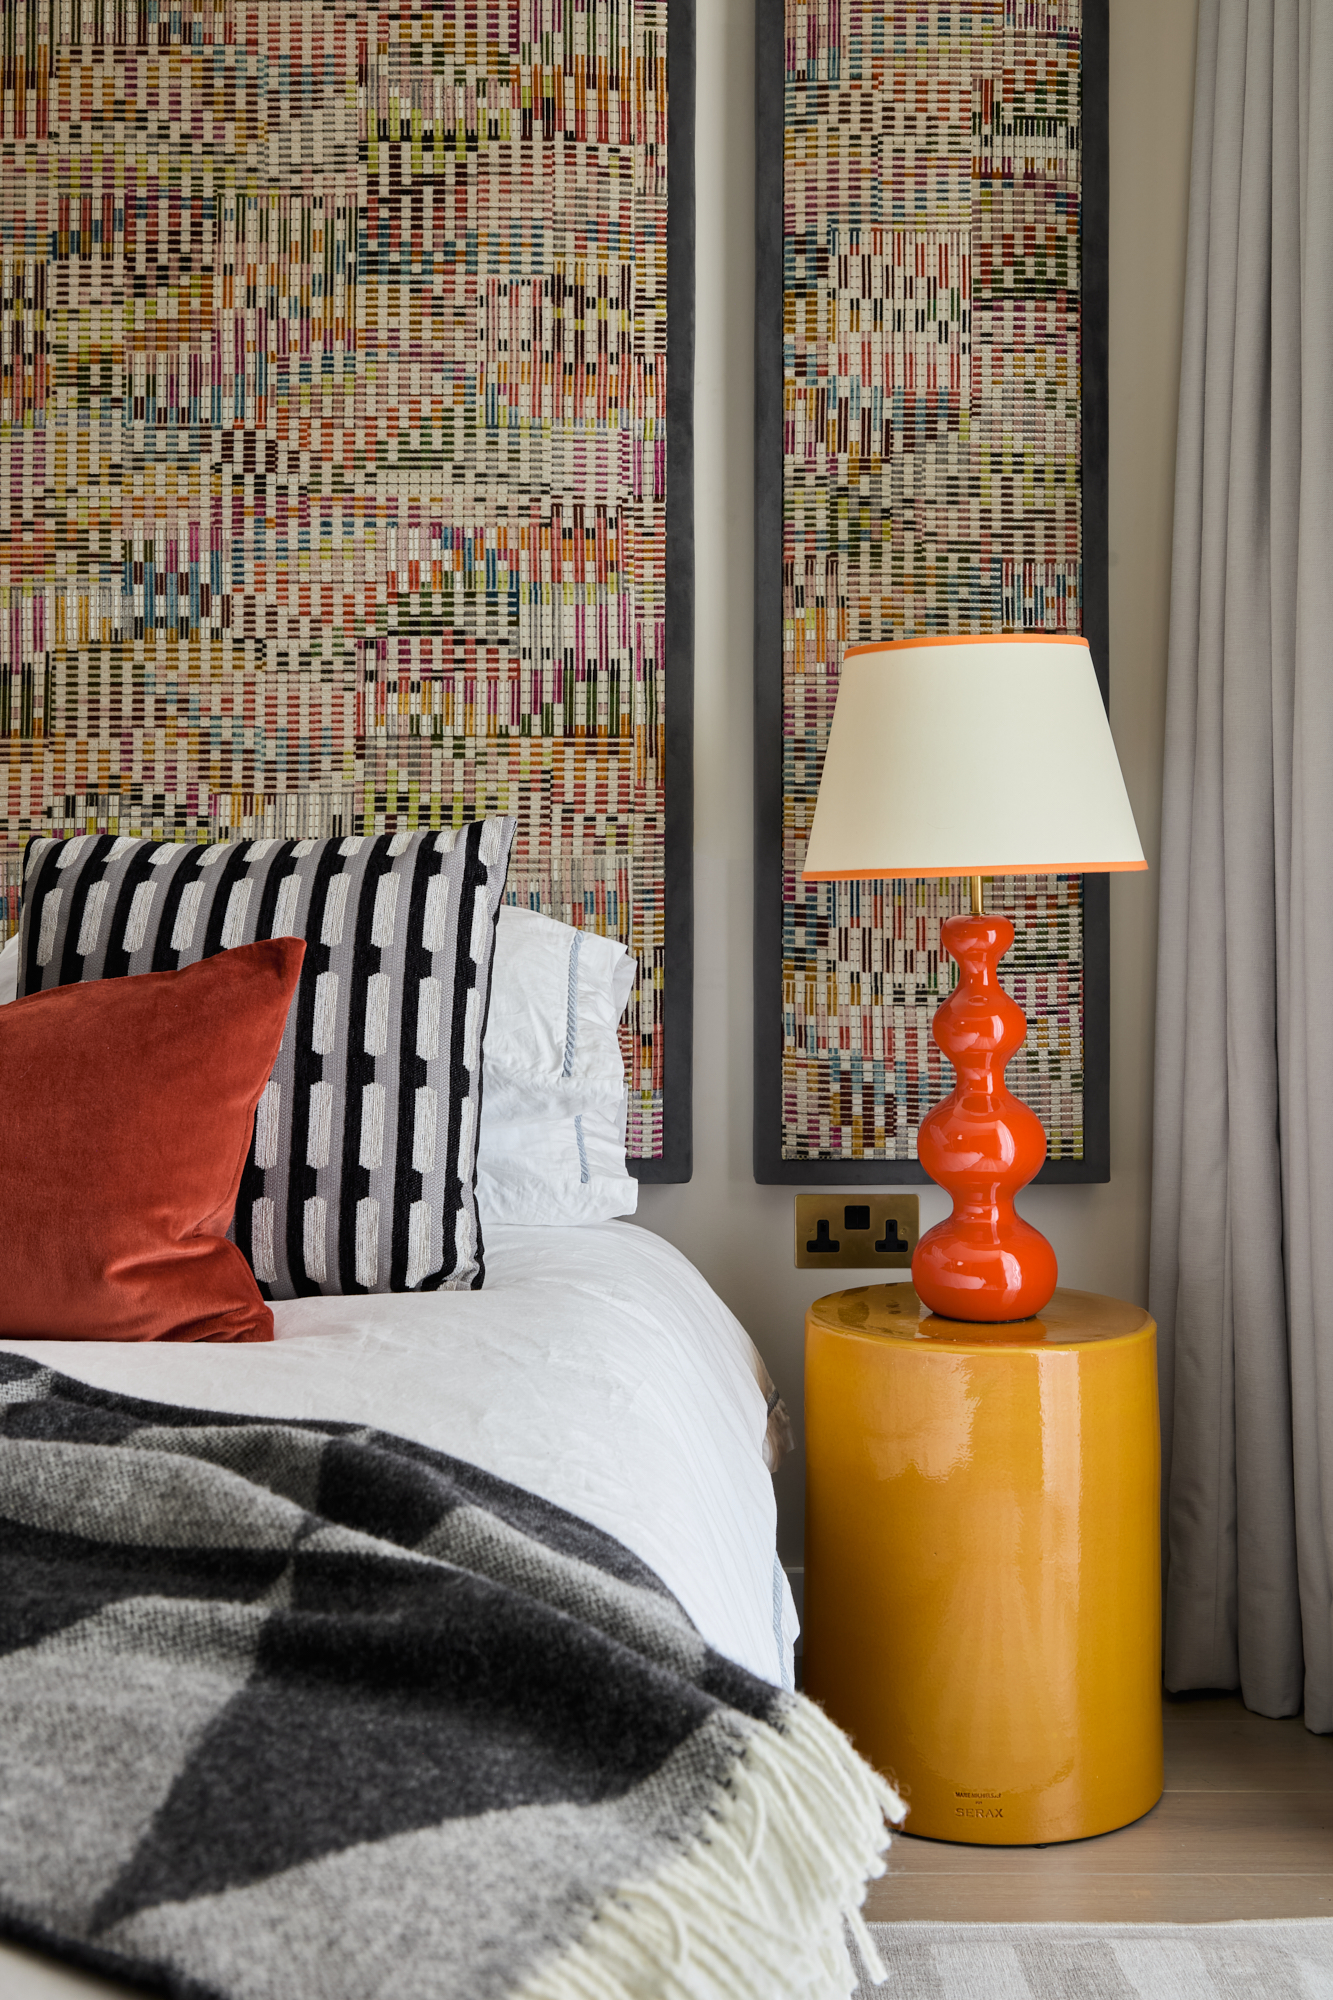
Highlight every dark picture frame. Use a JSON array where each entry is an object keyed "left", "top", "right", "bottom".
[
  {"left": 753, "top": 0, "right": 1110, "bottom": 1186},
  {"left": 632, "top": 0, "right": 696, "bottom": 1183}
]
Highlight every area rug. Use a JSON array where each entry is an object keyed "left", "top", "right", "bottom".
[{"left": 859, "top": 1919, "right": 1333, "bottom": 1998}]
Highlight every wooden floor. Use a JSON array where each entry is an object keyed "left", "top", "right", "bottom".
[{"left": 865, "top": 1694, "right": 1333, "bottom": 1923}]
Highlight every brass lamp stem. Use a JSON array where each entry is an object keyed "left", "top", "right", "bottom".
[{"left": 970, "top": 873, "right": 984, "bottom": 916}]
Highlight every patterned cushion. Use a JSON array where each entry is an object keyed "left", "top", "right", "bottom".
[{"left": 17, "top": 823, "right": 515, "bottom": 1297}]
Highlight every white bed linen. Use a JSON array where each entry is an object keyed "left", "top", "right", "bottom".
[{"left": 0, "top": 1219, "right": 797, "bottom": 1687}]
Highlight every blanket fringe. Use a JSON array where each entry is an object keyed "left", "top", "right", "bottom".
[{"left": 516, "top": 1695, "right": 906, "bottom": 2000}]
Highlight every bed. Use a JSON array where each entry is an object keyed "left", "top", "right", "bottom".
[
  {"left": 1, "top": 1222, "right": 813, "bottom": 2000},
  {"left": 0, "top": 838, "right": 899, "bottom": 1999},
  {"left": 1, "top": 1220, "right": 798, "bottom": 1690}
]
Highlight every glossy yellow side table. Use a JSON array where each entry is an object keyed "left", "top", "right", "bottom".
[{"left": 804, "top": 1284, "right": 1162, "bottom": 1845}]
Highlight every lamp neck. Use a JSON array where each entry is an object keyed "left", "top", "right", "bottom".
[{"left": 970, "top": 874, "right": 984, "bottom": 916}]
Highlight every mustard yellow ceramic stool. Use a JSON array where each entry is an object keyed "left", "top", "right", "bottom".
[{"left": 804, "top": 1284, "right": 1162, "bottom": 1845}]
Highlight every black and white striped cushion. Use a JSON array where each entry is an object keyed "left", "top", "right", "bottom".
[{"left": 18, "top": 823, "right": 515, "bottom": 1296}]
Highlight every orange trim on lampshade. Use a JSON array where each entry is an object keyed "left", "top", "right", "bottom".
[
  {"left": 841, "top": 634, "right": 1091, "bottom": 657},
  {"left": 802, "top": 858, "right": 1149, "bottom": 881}
]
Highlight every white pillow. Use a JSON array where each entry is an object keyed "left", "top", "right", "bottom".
[
  {"left": 477, "top": 905, "right": 638, "bottom": 1226},
  {"left": 1, "top": 906, "right": 638, "bottom": 1227}
]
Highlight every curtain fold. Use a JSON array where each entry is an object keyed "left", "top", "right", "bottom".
[{"left": 1151, "top": 0, "right": 1333, "bottom": 1725}]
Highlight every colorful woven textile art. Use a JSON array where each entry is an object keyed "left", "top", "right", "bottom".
[
  {"left": 0, "top": 0, "right": 673, "bottom": 1160},
  {"left": 783, "top": 0, "right": 1086, "bottom": 1162}
]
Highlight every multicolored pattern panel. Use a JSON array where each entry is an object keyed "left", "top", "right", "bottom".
[
  {"left": 783, "top": 0, "right": 1086, "bottom": 1161},
  {"left": 0, "top": 0, "right": 672, "bottom": 1159}
]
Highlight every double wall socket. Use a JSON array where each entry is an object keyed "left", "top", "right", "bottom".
[{"left": 794, "top": 1193, "right": 920, "bottom": 1270}]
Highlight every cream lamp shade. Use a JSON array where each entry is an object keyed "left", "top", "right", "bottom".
[{"left": 801, "top": 635, "right": 1146, "bottom": 881}]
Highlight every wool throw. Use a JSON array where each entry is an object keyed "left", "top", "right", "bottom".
[
  {"left": 0, "top": 1354, "right": 899, "bottom": 1999},
  {"left": 17, "top": 819, "right": 515, "bottom": 1297}
]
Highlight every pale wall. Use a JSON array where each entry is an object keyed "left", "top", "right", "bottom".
[{"left": 634, "top": 0, "right": 1200, "bottom": 1563}]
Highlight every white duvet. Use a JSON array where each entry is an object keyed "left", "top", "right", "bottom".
[{"left": 0, "top": 1219, "right": 797, "bottom": 1687}]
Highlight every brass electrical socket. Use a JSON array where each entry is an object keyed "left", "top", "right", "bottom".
[{"left": 794, "top": 1193, "right": 920, "bottom": 1270}]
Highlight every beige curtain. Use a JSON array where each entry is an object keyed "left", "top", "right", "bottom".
[{"left": 1151, "top": 0, "right": 1333, "bottom": 1725}]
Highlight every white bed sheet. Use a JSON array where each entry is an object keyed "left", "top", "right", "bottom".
[{"left": 0, "top": 1219, "right": 798, "bottom": 1687}]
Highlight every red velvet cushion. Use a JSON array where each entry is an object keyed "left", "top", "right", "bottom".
[{"left": 0, "top": 938, "right": 304, "bottom": 1342}]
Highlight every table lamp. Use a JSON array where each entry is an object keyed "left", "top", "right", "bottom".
[{"left": 801, "top": 635, "right": 1145, "bottom": 1322}]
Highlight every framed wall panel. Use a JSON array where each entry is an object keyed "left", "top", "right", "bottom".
[
  {"left": 755, "top": 0, "right": 1109, "bottom": 1184},
  {"left": 0, "top": 0, "right": 693, "bottom": 1180}
]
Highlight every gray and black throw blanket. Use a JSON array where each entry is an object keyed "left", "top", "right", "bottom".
[{"left": 0, "top": 1354, "right": 902, "bottom": 2000}]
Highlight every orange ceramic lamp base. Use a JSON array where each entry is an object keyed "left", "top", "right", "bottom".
[{"left": 912, "top": 910, "right": 1057, "bottom": 1321}]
